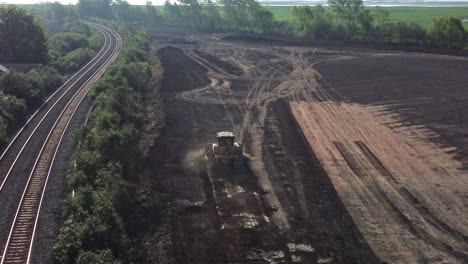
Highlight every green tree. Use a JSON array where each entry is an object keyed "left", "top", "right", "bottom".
[
  {"left": 78, "top": 0, "right": 113, "bottom": 19},
  {"left": 163, "top": 0, "right": 183, "bottom": 25},
  {"left": 254, "top": 8, "right": 274, "bottom": 33},
  {"left": 112, "top": 0, "right": 132, "bottom": 21},
  {"left": 202, "top": 0, "right": 222, "bottom": 31},
  {"left": 291, "top": 6, "right": 313, "bottom": 34},
  {"left": 0, "top": 116, "right": 7, "bottom": 142},
  {"left": 112, "top": 0, "right": 146, "bottom": 22},
  {"left": 0, "top": 93, "right": 27, "bottom": 130},
  {"left": 220, "top": 0, "right": 261, "bottom": 31},
  {"left": 179, "top": 0, "right": 204, "bottom": 29},
  {"left": 49, "top": 1, "right": 68, "bottom": 22},
  {"left": 291, "top": 5, "right": 332, "bottom": 39},
  {"left": 328, "top": 0, "right": 366, "bottom": 39},
  {"left": 430, "top": 16, "right": 466, "bottom": 48},
  {"left": 373, "top": 6, "right": 391, "bottom": 41},
  {"left": 0, "top": 6, "right": 49, "bottom": 63},
  {"left": 358, "top": 8, "right": 373, "bottom": 40},
  {"left": 145, "top": 1, "right": 162, "bottom": 26},
  {"left": 76, "top": 250, "right": 121, "bottom": 264},
  {"left": 0, "top": 72, "right": 43, "bottom": 106},
  {"left": 391, "top": 21, "right": 427, "bottom": 44}
]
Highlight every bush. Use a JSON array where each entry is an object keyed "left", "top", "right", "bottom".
[
  {"left": 0, "top": 71, "right": 43, "bottom": 106},
  {"left": 430, "top": 16, "right": 466, "bottom": 48},
  {"left": 50, "top": 32, "right": 90, "bottom": 54},
  {"left": 76, "top": 250, "right": 121, "bottom": 264},
  {"left": 0, "top": 93, "right": 27, "bottom": 127},
  {"left": 0, "top": 66, "right": 62, "bottom": 143},
  {"left": 28, "top": 66, "right": 62, "bottom": 94},
  {"left": 0, "top": 116, "right": 7, "bottom": 141},
  {"left": 390, "top": 21, "right": 427, "bottom": 44},
  {"left": 88, "top": 30, "right": 103, "bottom": 51},
  {"left": 53, "top": 48, "right": 93, "bottom": 73},
  {"left": 55, "top": 29, "right": 162, "bottom": 263},
  {"left": 63, "top": 18, "right": 92, "bottom": 36}
]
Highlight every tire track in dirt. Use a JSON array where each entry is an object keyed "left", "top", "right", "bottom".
[
  {"left": 294, "top": 50, "right": 468, "bottom": 259},
  {"left": 154, "top": 37, "right": 468, "bottom": 263}
]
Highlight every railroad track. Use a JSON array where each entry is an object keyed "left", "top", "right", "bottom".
[{"left": 0, "top": 22, "right": 122, "bottom": 264}]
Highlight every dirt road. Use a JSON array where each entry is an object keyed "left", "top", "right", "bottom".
[{"left": 149, "top": 33, "right": 468, "bottom": 263}]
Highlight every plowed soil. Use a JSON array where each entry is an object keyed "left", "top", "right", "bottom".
[{"left": 149, "top": 34, "right": 468, "bottom": 264}]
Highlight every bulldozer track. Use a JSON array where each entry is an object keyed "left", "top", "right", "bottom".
[{"left": 0, "top": 23, "right": 121, "bottom": 264}]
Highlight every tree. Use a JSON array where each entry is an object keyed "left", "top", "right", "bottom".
[
  {"left": 254, "top": 8, "right": 274, "bottom": 33},
  {"left": 373, "top": 6, "right": 391, "bottom": 41},
  {"left": 201, "top": 0, "right": 222, "bottom": 31},
  {"left": 0, "top": 92, "right": 27, "bottom": 131},
  {"left": 78, "top": 0, "right": 113, "bottom": 19},
  {"left": 291, "top": 5, "right": 332, "bottom": 39},
  {"left": 291, "top": 6, "right": 313, "bottom": 33},
  {"left": 328, "top": 0, "right": 366, "bottom": 39},
  {"left": 391, "top": 21, "right": 427, "bottom": 44},
  {"left": 179, "top": 0, "right": 203, "bottom": 30},
  {"left": 358, "top": 8, "right": 373, "bottom": 40},
  {"left": 0, "top": 6, "right": 49, "bottom": 63},
  {"left": 220, "top": 0, "right": 261, "bottom": 31},
  {"left": 0, "top": 72, "right": 43, "bottom": 106},
  {"left": 163, "top": 0, "right": 183, "bottom": 25},
  {"left": 145, "top": 1, "right": 162, "bottom": 26},
  {"left": 112, "top": 0, "right": 146, "bottom": 22},
  {"left": 430, "top": 16, "right": 466, "bottom": 48},
  {"left": 76, "top": 250, "right": 120, "bottom": 264},
  {"left": 0, "top": 116, "right": 7, "bottom": 142},
  {"left": 49, "top": 1, "right": 68, "bottom": 22},
  {"left": 112, "top": 0, "right": 132, "bottom": 21}
]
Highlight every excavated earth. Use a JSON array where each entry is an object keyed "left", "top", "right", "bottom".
[{"left": 149, "top": 32, "right": 468, "bottom": 264}]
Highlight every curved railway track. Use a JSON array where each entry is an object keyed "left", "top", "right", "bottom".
[{"left": 0, "top": 22, "right": 122, "bottom": 264}]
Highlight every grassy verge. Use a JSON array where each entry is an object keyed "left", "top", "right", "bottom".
[{"left": 268, "top": 6, "right": 468, "bottom": 29}]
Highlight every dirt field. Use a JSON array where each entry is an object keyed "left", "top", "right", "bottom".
[{"left": 149, "top": 32, "right": 468, "bottom": 263}]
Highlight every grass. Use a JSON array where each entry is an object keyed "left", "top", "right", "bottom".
[{"left": 267, "top": 6, "right": 468, "bottom": 29}]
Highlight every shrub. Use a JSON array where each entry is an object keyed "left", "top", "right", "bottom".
[
  {"left": 430, "top": 16, "right": 466, "bottom": 48},
  {"left": 0, "top": 71, "right": 43, "bottom": 106},
  {"left": 0, "top": 116, "right": 7, "bottom": 142},
  {"left": 50, "top": 32, "right": 90, "bottom": 54},
  {"left": 53, "top": 48, "right": 93, "bottom": 73},
  {"left": 55, "top": 29, "right": 159, "bottom": 263},
  {"left": 0, "top": 93, "right": 27, "bottom": 127}
]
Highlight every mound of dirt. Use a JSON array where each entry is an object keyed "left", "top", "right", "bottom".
[{"left": 157, "top": 46, "right": 210, "bottom": 92}]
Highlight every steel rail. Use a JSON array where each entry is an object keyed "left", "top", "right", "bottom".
[
  {"left": 0, "top": 25, "right": 111, "bottom": 192},
  {"left": 0, "top": 24, "right": 121, "bottom": 264}
]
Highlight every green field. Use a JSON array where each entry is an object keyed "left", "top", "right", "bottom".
[{"left": 267, "top": 6, "right": 468, "bottom": 28}]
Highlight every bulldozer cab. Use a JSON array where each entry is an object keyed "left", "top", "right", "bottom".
[{"left": 217, "top": 131, "right": 235, "bottom": 153}]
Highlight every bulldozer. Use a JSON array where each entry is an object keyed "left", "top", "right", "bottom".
[{"left": 205, "top": 131, "right": 244, "bottom": 167}]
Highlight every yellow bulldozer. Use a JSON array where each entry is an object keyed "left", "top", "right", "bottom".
[{"left": 205, "top": 131, "right": 244, "bottom": 167}]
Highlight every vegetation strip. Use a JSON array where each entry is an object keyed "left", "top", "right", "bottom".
[
  {"left": 54, "top": 27, "right": 166, "bottom": 263},
  {"left": 0, "top": 23, "right": 121, "bottom": 264},
  {"left": 0, "top": 6, "right": 104, "bottom": 145}
]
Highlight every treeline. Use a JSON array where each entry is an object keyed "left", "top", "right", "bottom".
[
  {"left": 54, "top": 28, "right": 166, "bottom": 263},
  {"left": 0, "top": 6, "right": 102, "bottom": 144},
  {"left": 62, "top": 0, "right": 466, "bottom": 48},
  {"left": 290, "top": 3, "right": 467, "bottom": 48},
  {"left": 35, "top": 0, "right": 273, "bottom": 33}
]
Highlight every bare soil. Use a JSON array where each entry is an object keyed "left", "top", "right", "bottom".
[
  {"left": 149, "top": 33, "right": 468, "bottom": 263},
  {"left": 291, "top": 102, "right": 467, "bottom": 263}
]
